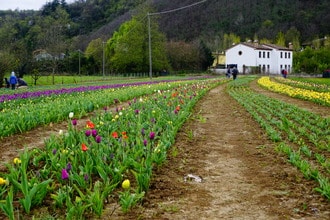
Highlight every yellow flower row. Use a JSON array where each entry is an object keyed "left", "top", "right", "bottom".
[
  {"left": 257, "top": 77, "right": 330, "bottom": 106},
  {"left": 275, "top": 77, "right": 329, "bottom": 91}
]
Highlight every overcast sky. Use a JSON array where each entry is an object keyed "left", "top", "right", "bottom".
[{"left": 0, "top": 0, "right": 76, "bottom": 11}]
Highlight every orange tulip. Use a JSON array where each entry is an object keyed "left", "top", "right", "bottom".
[
  {"left": 112, "top": 132, "right": 119, "bottom": 138},
  {"left": 86, "top": 121, "right": 95, "bottom": 129},
  {"left": 81, "top": 143, "right": 88, "bottom": 151}
]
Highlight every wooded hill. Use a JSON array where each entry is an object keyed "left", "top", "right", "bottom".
[
  {"left": 1, "top": 0, "right": 329, "bottom": 51},
  {"left": 0, "top": 0, "right": 329, "bottom": 77},
  {"left": 71, "top": 0, "right": 330, "bottom": 51}
]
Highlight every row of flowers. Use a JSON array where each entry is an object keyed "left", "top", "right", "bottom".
[
  {"left": 0, "top": 77, "right": 217, "bottom": 138},
  {"left": 0, "top": 76, "right": 214, "bottom": 103},
  {"left": 257, "top": 76, "right": 330, "bottom": 106},
  {"left": 228, "top": 77, "right": 330, "bottom": 201},
  {"left": 273, "top": 77, "right": 329, "bottom": 93},
  {"left": 0, "top": 78, "right": 227, "bottom": 219}
]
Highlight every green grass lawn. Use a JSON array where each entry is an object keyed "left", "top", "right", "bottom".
[{"left": 290, "top": 77, "right": 330, "bottom": 86}]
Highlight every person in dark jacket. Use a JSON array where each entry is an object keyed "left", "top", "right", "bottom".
[
  {"left": 17, "top": 78, "right": 28, "bottom": 88},
  {"left": 232, "top": 67, "right": 238, "bottom": 80},
  {"left": 226, "top": 67, "right": 231, "bottom": 78},
  {"left": 4, "top": 78, "right": 10, "bottom": 88},
  {"left": 9, "top": 71, "right": 17, "bottom": 90}
]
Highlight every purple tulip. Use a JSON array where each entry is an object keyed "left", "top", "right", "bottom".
[
  {"left": 92, "top": 129, "right": 98, "bottom": 137},
  {"left": 52, "top": 149, "right": 57, "bottom": 155},
  {"left": 84, "top": 174, "right": 89, "bottom": 181},
  {"left": 141, "top": 128, "right": 145, "bottom": 136},
  {"left": 61, "top": 169, "right": 69, "bottom": 180},
  {"left": 95, "top": 135, "right": 102, "bottom": 143},
  {"left": 71, "top": 119, "right": 77, "bottom": 126},
  {"left": 143, "top": 139, "right": 148, "bottom": 146},
  {"left": 85, "top": 130, "right": 91, "bottom": 137},
  {"left": 66, "top": 162, "right": 72, "bottom": 172},
  {"left": 135, "top": 109, "right": 140, "bottom": 114},
  {"left": 149, "top": 132, "right": 155, "bottom": 140}
]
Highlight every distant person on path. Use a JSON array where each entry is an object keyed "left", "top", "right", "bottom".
[
  {"left": 4, "top": 78, "right": 10, "bottom": 88},
  {"left": 226, "top": 67, "right": 231, "bottom": 78},
  {"left": 17, "top": 78, "right": 28, "bottom": 88},
  {"left": 9, "top": 71, "right": 17, "bottom": 90},
  {"left": 232, "top": 67, "right": 238, "bottom": 80},
  {"left": 282, "top": 69, "right": 288, "bottom": 78}
]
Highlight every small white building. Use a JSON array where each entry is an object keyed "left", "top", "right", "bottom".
[{"left": 225, "top": 41, "right": 293, "bottom": 75}]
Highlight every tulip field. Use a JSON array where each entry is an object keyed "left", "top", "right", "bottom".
[
  {"left": 0, "top": 75, "right": 329, "bottom": 219},
  {"left": 229, "top": 76, "right": 330, "bottom": 199},
  {"left": 0, "top": 77, "right": 228, "bottom": 219}
]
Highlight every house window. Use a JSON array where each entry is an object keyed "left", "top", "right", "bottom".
[
  {"left": 288, "top": 53, "right": 291, "bottom": 59},
  {"left": 238, "top": 51, "right": 242, "bottom": 55},
  {"left": 259, "top": 51, "right": 261, "bottom": 58},
  {"left": 267, "top": 65, "right": 270, "bottom": 72},
  {"left": 285, "top": 52, "right": 287, "bottom": 58},
  {"left": 280, "top": 52, "right": 283, "bottom": 58},
  {"left": 263, "top": 51, "right": 265, "bottom": 58},
  {"left": 267, "top": 52, "right": 270, "bottom": 58}
]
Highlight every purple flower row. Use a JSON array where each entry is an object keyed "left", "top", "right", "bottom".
[
  {"left": 0, "top": 81, "right": 153, "bottom": 103},
  {"left": 0, "top": 76, "right": 215, "bottom": 103}
]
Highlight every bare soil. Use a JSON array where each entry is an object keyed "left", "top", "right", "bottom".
[{"left": 1, "top": 78, "right": 329, "bottom": 220}]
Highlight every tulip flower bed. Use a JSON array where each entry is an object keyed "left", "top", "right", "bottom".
[
  {"left": 272, "top": 77, "right": 330, "bottom": 93},
  {"left": 0, "top": 77, "right": 216, "bottom": 138},
  {"left": 0, "top": 78, "right": 227, "bottom": 219},
  {"left": 228, "top": 77, "right": 330, "bottom": 200},
  {"left": 257, "top": 76, "right": 330, "bottom": 106}
]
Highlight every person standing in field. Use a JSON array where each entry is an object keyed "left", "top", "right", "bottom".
[
  {"left": 9, "top": 71, "right": 17, "bottom": 90},
  {"left": 281, "top": 69, "right": 288, "bottom": 78},
  {"left": 232, "top": 66, "right": 238, "bottom": 80},
  {"left": 226, "top": 67, "right": 231, "bottom": 78},
  {"left": 4, "top": 78, "right": 10, "bottom": 88}
]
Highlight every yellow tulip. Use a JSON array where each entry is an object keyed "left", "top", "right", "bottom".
[
  {"left": 13, "top": 158, "right": 21, "bottom": 165},
  {"left": 122, "top": 179, "right": 130, "bottom": 189},
  {"left": 0, "top": 177, "right": 7, "bottom": 185}
]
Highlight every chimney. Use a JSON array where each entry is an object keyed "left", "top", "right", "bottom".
[
  {"left": 288, "top": 42, "right": 293, "bottom": 49},
  {"left": 253, "top": 40, "right": 259, "bottom": 47}
]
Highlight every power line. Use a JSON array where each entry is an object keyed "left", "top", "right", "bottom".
[
  {"left": 149, "top": 0, "right": 207, "bottom": 16},
  {"left": 148, "top": 0, "right": 207, "bottom": 79}
]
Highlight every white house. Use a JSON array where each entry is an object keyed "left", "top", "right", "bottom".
[{"left": 225, "top": 41, "right": 293, "bottom": 75}]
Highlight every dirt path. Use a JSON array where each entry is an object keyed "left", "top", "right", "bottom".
[
  {"left": 115, "top": 82, "right": 330, "bottom": 219},
  {"left": 1, "top": 79, "right": 329, "bottom": 219}
]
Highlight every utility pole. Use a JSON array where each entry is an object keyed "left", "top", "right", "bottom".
[
  {"left": 147, "top": 0, "right": 207, "bottom": 81},
  {"left": 78, "top": 49, "right": 81, "bottom": 76},
  {"left": 148, "top": 13, "right": 152, "bottom": 80},
  {"left": 102, "top": 41, "right": 106, "bottom": 79}
]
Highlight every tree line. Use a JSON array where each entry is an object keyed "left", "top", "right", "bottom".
[{"left": 0, "top": 0, "right": 329, "bottom": 85}]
